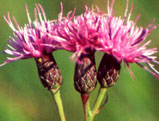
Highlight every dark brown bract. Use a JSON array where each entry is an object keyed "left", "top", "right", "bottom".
[
  {"left": 35, "top": 54, "right": 62, "bottom": 91},
  {"left": 74, "top": 50, "right": 97, "bottom": 94},
  {"left": 98, "top": 53, "right": 121, "bottom": 88}
]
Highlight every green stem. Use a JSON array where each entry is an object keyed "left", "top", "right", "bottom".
[
  {"left": 51, "top": 89, "right": 66, "bottom": 121},
  {"left": 89, "top": 88, "right": 107, "bottom": 121}
]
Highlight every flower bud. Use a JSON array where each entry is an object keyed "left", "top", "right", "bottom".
[
  {"left": 35, "top": 54, "right": 62, "bottom": 91},
  {"left": 97, "top": 53, "right": 121, "bottom": 88},
  {"left": 74, "top": 50, "right": 97, "bottom": 94}
]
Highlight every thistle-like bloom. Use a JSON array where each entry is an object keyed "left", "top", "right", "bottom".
[
  {"left": 98, "top": 0, "right": 159, "bottom": 88},
  {"left": 1, "top": 4, "right": 61, "bottom": 66},
  {"left": 56, "top": 5, "right": 104, "bottom": 61},
  {"left": 56, "top": 6, "right": 105, "bottom": 93},
  {"left": 1, "top": 4, "right": 64, "bottom": 90}
]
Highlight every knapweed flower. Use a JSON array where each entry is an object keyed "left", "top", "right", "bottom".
[
  {"left": 56, "top": 5, "right": 104, "bottom": 60},
  {"left": 98, "top": 0, "right": 159, "bottom": 88},
  {"left": 56, "top": 6, "right": 105, "bottom": 94},
  {"left": 2, "top": 4, "right": 59, "bottom": 64},
  {"left": 1, "top": 4, "right": 64, "bottom": 91}
]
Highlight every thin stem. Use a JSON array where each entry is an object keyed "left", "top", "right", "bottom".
[
  {"left": 92, "top": 88, "right": 107, "bottom": 113},
  {"left": 51, "top": 89, "right": 66, "bottom": 121},
  {"left": 81, "top": 94, "right": 92, "bottom": 121},
  {"left": 89, "top": 88, "right": 107, "bottom": 121}
]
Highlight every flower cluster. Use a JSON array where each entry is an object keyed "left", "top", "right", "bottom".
[{"left": 1, "top": 0, "right": 159, "bottom": 90}]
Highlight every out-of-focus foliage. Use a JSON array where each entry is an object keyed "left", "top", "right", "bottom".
[{"left": 0, "top": 0, "right": 159, "bottom": 121}]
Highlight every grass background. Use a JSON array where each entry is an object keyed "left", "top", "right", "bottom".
[{"left": 0, "top": 0, "right": 159, "bottom": 121}]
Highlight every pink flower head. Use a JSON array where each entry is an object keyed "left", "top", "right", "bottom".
[
  {"left": 47, "top": 4, "right": 76, "bottom": 52},
  {"left": 1, "top": 4, "right": 62, "bottom": 66},
  {"left": 100, "top": 0, "right": 159, "bottom": 78},
  {"left": 56, "top": 5, "right": 104, "bottom": 61}
]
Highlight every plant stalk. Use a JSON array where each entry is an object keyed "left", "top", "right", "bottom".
[
  {"left": 89, "top": 88, "right": 107, "bottom": 121},
  {"left": 51, "top": 89, "right": 66, "bottom": 121},
  {"left": 81, "top": 93, "right": 92, "bottom": 121}
]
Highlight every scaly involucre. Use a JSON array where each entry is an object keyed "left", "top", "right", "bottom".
[{"left": 99, "top": 0, "right": 159, "bottom": 78}]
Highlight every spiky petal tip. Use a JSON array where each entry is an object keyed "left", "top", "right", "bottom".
[{"left": 99, "top": 0, "right": 159, "bottom": 79}]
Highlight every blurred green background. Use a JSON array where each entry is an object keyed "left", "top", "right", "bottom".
[{"left": 0, "top": 0, "right": 159, "bottom": 121}]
